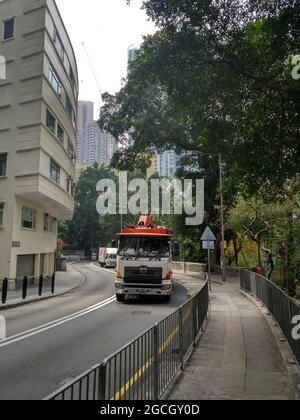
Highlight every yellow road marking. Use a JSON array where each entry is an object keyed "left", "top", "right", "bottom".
[
  {"left": 111, "top": 304, "right": 193, "bottom": 400},
  {"left": 111, "top": 358, "right": 153, "bottom": 401}
]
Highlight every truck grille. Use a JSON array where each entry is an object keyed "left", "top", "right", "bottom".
[{"left": 124, "top": 267, "right": 163, "bottom": 285}]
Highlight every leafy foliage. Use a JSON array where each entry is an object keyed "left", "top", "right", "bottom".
[
  {"left": 101, "top": 0, "right": 299, "bottom": 195},
  {"left": 58, "top": 165, "right": 122, "bottom": 252}
]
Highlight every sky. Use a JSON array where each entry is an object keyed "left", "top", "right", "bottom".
[{"left": 56, "top": 0, "right": 156, "bottom": 119}]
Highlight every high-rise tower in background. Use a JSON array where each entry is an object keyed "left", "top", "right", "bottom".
[
  {"left": 157, "top": 151, "right": 179, "bottom": 178},
  {"left": 76, "top": 101, "right": 116, "bottom": 167},
  {"left": 76, "top": 101, "right": 94, "bottom": 163},
  {"left": 77, "top": 101, "right": 94, "bottom": 130},
  {"left": 128, "top": 46, "right": 138, "bottom": 66},
  {"left": 85, "top": 121, "right": 116, "bottom": 166}
]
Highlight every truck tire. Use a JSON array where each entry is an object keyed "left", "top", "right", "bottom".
[
  {"left": 164, "top": 295, "right": 171, "bottom": 303},
  {"left": 116, "top": 294, "right": 125, "bottom": 303}
]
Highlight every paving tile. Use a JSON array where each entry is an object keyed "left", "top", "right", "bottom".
[{"left": 168, "top": 276, "right": 294, "bottom": 401}]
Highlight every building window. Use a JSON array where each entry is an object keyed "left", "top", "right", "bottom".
[
  {"left": 4, "top": 18, "right": 15, "bottom": 40},
  {"left": 71, "top": 182, "right": 76, "bottom": 197},
  {"left": 0, "top": 154, "right": 7, "bottom": 176},
  {"left": 48, "top": 66, "right": 62, "bottom": 97},
  {"left": 51, "top": 217, "right": 57, "bottom": 234},
  {"left": 50, "top": 159, "right": 60, "bottom": 184},
  {"left": 67, "top": 141, "right": 74, "bottom": 158},
  {"left": 65, "top": 96, "right": 73, "bottom": 119},
  {"left": 67, "top": 176, "right": 71, "bottom": 193},
  {"left": 22, "top": 207, "right": 36, "bottom": 230},
  {"left": 70, "top": 67, "right": 75, "bottom": 89},
  {"left": 57, "top": 125, "right": 65, "bottom": 144},
  {"left": 0, "top": 203, "right": 4, "bottom": 226},
  {"left": 46, "top": 110, "right": 56, "bottom": 134},
  {"left": 44, "top": 214, "right": 50, "bottom": 232},
  {"left": 53, "top": 27, "right": 65, "bottom": 60}
]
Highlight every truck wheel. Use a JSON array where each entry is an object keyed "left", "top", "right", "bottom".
[
  {"left": 164, "top": 295, "right": 171, "bottom": 303},
  {"left": 116, "top": 294, "right": 125, "bottom": 303}
]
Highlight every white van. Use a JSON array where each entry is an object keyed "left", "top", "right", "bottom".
[{"left": 99, "top": 248, "right": 117, "bottom": 268}]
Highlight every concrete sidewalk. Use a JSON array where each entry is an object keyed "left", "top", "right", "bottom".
[
  {"left": 169, "top": 275, "right": 294, "bottom": 400},
  {"left": 0, "top": 265, "right": 84, "bottom": 311}
]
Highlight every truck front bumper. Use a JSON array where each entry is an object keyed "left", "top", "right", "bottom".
[{"left": 115, "top": 280, "right": 172, "bottom": 297}]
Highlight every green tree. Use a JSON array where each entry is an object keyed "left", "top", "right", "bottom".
[
  {"left": 59, "top": 165, "right": 121, "bottom": 252},
  {"left": 228, "top": 190, "right": 300, "bottom": 296},
  {"left": 101, "top": 0, "right": 299, "bottom": 195}
]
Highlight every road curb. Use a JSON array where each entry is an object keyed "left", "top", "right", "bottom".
[
  {"left": 0, "top": 264, "right": 86, "bottom": 312},
  {"left": 174, "top": 275, "right": 205, "bottom": 299},
  {"left": 240, "top": 289, "right": 300, "bottom": 401}
]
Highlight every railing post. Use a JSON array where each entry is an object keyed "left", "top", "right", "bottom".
[
  {"left": 98, "top": 363, "right": 107, "bottom": 400},
  {"left": 51, "top": 273, "right": 55, "bottom": 294},
  {"left": 38, "top": 275, "right": 43, "bottom": 296},
  {"left": 287, "top": 298, "right": 293, "bottom": 341},
  {"left": 22, "top": 276, "right": 28, "bottom": 300},
  {"left": 192, "top": 298, "right": 197, "bottom": 346},
  {"left": 240, "top": 271, "right": 244, "bottom": 290},
  {"left": 1, "top": 278, "right": 8, "bottom": 304},
  {"left": 179, "top": 306, "right": 184, "bottom": 370},
  {"left": 153, "top": 324, "right": 159, "bottom": 400}
]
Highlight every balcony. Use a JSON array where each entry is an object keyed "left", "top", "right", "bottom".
[{"left": 15, "top": 172, "right": 74, "bottom": 220}]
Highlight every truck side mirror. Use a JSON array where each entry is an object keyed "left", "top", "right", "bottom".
[{"left": 111, "top": 239, "right": 116, "bottom": 248}]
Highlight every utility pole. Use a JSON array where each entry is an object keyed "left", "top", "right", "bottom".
[{"left": 219, "top": 154, "right": 226, "bottom": 282}]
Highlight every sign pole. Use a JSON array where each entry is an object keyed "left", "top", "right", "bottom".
[
  {"left": 207, "top": 241, "right": 212, "bottom": 292},
  {"left": 201, "top": 227, "right": 216, "bottom": 293}
]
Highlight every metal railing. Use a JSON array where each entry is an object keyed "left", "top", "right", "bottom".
[
  {"left": 241, "top": 270, "right": 300, "bottom": 366},
  {"left": 45, "top": 279, "right": 209, "bottom": 400},
  {"left": 1, "top": 274, "right": 56, "bottom": 305}
]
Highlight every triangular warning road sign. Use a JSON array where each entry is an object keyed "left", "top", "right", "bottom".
[{"left": 201, "top": 226, "right": 217, "bottom": 242}]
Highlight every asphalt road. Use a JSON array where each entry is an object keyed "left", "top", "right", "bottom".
[{"left": 0, "top": 262, "right": 188, "bottom": 400}]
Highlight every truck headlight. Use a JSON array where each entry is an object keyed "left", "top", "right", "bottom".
[
  {"left": 162, "top": 284, "right": 171, "bottom": 291},
  {"left": 115, "top": 283, "right": 125, "bottom": 290}
]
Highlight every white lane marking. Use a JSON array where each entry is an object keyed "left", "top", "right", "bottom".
[
  {"left": 0, "top": 263, "right": 117, "bottom": 348},
  {"left": 89, "top": 263, "right": 115, "bottom": 274},
  {"left": 0, "top": 296, "right": 116, "bottom": 348}
]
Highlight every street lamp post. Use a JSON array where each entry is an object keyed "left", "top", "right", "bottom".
[{"left": 218, "top": 154, "right": 226, "bottom": 283}]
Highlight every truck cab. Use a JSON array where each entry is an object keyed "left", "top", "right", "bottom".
[{"left": 114, "top": 216, "right": 173, "bottom": 302}]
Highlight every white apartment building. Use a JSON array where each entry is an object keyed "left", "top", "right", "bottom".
[
  {"left": 0, "top": 0, "right": 78, "bottom": 280},
  {"left": 85, "top": 121, "right": 116, "bottom": 167},
  {"left": 157, "top": 150, "right": 179, "bottom": 178},
  {"left": 76, "top": 100, "right": 93, "bottom": 163}
]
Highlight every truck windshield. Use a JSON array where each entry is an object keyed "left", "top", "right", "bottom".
[{"left": 118, "top": 237, "right": 170, "bottom": 258}]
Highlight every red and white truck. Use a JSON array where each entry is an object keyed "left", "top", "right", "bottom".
[{"left": 114, "top": 216, "right": 174, "bottom": 302}]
